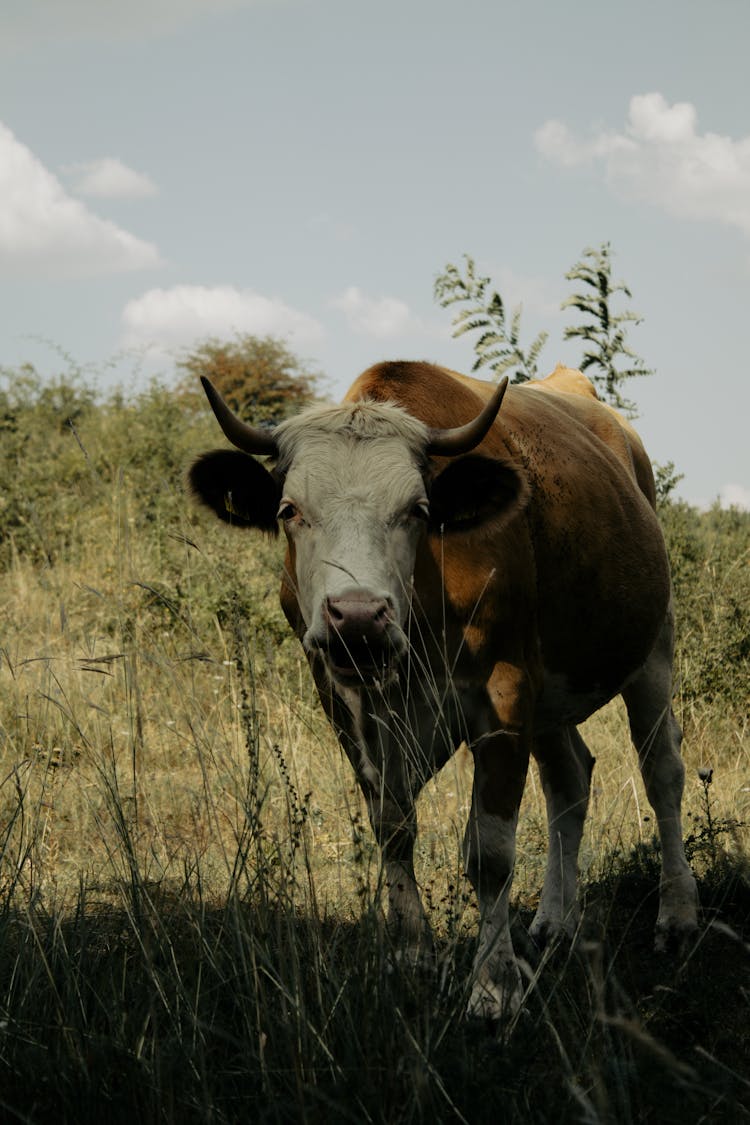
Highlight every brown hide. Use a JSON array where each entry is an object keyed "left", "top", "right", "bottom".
[{"left": 334, "top": 361, "right": 671, "bottom": 719}]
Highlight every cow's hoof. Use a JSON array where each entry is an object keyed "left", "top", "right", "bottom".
[
  {"left": 529, "top": 918, "right": 560, "bottom": 950},
  {"left": 387, "top": 940, "right": 435, "bottom": 974},
  {"left": 654, "top": 921, "right": 699, "bottom": 957},
  {"left": 655, "top": 873, "right": 699, "bottom": 952},
  {"left": 528, "top": 910, "right": 578, "bottom": 951},
  {"left": 466, "top": 971, "right": 523, "bottom": 1025}
]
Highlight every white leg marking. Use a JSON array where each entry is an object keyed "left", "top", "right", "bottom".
[
  {"left": 383, "top": 854, "right": 433, "bottom": 966},
  {"left": 464, "top": 810, "right": 523, "bottom": 1020},
  {"left": 624, "top": 608, "right": 698, "bottom": 944},
  {"left": 530, "top": 727, "right": 594, "bottom": 945},
  {"left": 636, "top": 709, "right": 698, "bottom": 942}
]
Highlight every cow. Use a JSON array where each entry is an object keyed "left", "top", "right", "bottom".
[{"left": 188, "top": 360, "right": 698, "bottom": 1020}]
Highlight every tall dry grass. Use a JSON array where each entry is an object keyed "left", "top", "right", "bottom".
[
  {"left": 0, "top": 370, "right": 748, "bottom": 1122},
  {"left": 3, "top": 517, "right": 747, "bottom": 925}
]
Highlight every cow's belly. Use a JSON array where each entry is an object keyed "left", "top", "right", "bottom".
[{"left": 532, "top": 670, "right": 624, "bottom": 734}]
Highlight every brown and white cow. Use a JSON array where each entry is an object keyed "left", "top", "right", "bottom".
[{"left": 189, "top": 360, "right": 698, "bottom": 1019}]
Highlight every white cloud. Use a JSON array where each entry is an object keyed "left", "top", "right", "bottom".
[
  {"left": 331, "top": 286, "right": 420, "bottom": 338},
  {"left": 62, "top": 157, "right": 157, "bottom": 199},
  {"left": 535, "top": 92, "right": 750, "bottom": 236},
  {"left": 0, "top": 122, "right": 162, "bottom": 278},
  {"left": 718, "top": 482, "right": 750, "bottom": 511},
  {"left": 533, "top": 119, "right": 627, "bottom": 169},
  {"left": 0, "top": 0, "right": 266, "bottom": 47},
  {"left": 121, "top": 284, "right": 325, "bottom": 353}
]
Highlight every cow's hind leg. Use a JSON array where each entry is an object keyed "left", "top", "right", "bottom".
[
  {"left": 530, "top": 725, "right": 595, "bottom": 946},
  {"left": 622, "top": 609, "right": 698, "bottom": 947}
]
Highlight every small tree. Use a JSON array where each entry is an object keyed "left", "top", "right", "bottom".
[
  {"left": 562, "top": 242, "right": 653, "bottom": 416},
  {"left": 176, "top": 334, "right": 319, "bottom": 423},
  {"left": 433, "top": 255, "right": 548, "bottom": 383}
]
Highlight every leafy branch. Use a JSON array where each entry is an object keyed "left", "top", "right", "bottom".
[
  {"left": 562, "top": 242, "right": 653, "bottom": 416},
  {"left": 435, "top": 243, "right": 653, "bottom": 417},
  {"left": 434, "top": 255, "right": 548, "bottom": 383}
]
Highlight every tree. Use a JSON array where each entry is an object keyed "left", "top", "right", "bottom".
[
  {"left": 433, "top": 256, "right": 548, "bottom": 383},
  {"left": 434, "top": 243, "right": 652, "bottom": 416},
  {"left": 562, "top": 242, "right": 653, "bottom": 416},
  {"left": 176, "top": 334, "right": 320, "bottom": 424}
]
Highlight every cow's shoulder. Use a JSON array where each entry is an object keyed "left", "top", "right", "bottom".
[{"left": 344, "top": 360, "right": 493, "bottom": 430}]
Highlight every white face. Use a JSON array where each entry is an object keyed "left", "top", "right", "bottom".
[{"left": 278, "top": 430, "right": 429, "bottom": 673}]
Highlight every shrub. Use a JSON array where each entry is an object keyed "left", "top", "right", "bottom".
[{"left": 660, "top": 499, "right": 750, "bottom": 709}]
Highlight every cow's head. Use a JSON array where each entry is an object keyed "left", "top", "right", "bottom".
[{"left": 189, "top": 375, "right": 526, "bottom": 686}]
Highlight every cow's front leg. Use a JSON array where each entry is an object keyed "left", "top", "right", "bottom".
[
  {"left": 328, "top": 679, "right": 436, "bottom": 966},
  {"left": 365, "top": 786, "right": 432, "bottom": 964},
  {"left": 464, "top": 675, "right": 531, "bottom": 1021}
]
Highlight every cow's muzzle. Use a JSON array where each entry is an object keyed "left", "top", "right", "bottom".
[{"left": 314, "top": 590, "right": 404, "bottom": 684}]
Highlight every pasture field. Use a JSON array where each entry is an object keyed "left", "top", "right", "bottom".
[{"left": 0, "top": 373, "right": 748, "bottom": 1123}]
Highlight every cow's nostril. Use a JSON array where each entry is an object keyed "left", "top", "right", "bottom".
[
  {"left": 324, "top": 592, "right": 392, "bottom": 639},
  {"left": 325, "top": 597, "right": 346, "bottom": 625}
]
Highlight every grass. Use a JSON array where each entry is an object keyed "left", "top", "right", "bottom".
[
  {"left": 2, "top": 528, "right": 749, "bottom": 1123},
  {"left": 0, "top": 374, "right": 748, "bottom": 1121}
]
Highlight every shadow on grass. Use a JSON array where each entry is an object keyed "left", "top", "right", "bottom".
[{"left": 0, "top": 849, "right": 748, "bottom": 1125}]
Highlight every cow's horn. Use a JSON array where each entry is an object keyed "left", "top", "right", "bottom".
[
  {"left": 425, "top": 376, "right": 509, "bottom": 456},
  {"left": 200, "top": 376, "right": 279, "bottom": 456}
]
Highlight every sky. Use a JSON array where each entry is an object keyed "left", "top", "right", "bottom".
[{"left": 1, "top": 0, "right": 749, "bottom": 509}]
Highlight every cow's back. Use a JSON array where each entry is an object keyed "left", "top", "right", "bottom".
[
  {"left": 347, "top": 361, "right": 671, "bottom": 716},
  {"left": 347, "top": 360, "right": 656, "bottom": 510}
]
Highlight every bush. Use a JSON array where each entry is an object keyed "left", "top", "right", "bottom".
[
  {"left": 0, "top": 367, "right": 100, "bottom": 565},
  {"left": 660, "top": 499, "right": 750, "bottom": 709}
]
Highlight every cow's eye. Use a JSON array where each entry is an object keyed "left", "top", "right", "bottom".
[
  {"left": 277, "top": 500, "right": 298, "bottom": 522},
  {"left": 410, "top": 500, "right": 430, "bottom": 522}
]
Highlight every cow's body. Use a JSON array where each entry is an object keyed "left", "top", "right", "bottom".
[{"left": 190, "top": 361, "right": 698, "bottom": 1019}]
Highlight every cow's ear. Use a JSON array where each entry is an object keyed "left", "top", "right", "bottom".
[
  {"left": 428, "top": 455, "right": 529, "bottom": 532},
  {"left": 188, "top": 450, "right": 281, "bottom": 534}
]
